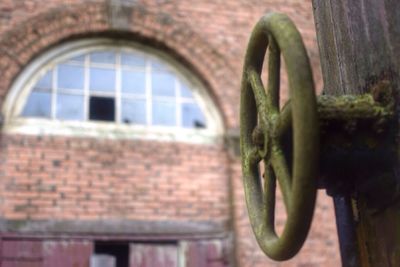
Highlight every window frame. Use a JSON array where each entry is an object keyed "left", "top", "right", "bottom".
[{"left": 3, "top": 39, "right": 224, "bottom": 144}]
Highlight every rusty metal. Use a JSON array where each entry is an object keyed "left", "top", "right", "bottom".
[
  {"left": 240, "top": 12, "right": 397, "bottom": 262},
  {"left": 318, "top": 84, "right": 397, "bottom": 207},
  {"left": 240, "top": 13, "right": 319, "bottom": 261}
]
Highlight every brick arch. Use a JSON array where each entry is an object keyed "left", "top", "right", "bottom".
[{"left": 0, "top": 1, "right": 237, "bottom": 128}]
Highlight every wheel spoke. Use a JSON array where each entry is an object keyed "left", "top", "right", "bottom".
[
  {"left": 267, "top": 35, "right": 280, "bottom": 113},
  {"left": 271, "top": 146, "right": 292, "bottom": 210},
  {"left": 274, "top": 101, "right": 292, "bottom": 138},
  {"left": 248, "top": 68, "right": 269, "bottom": 125},
  {"left": 264, "top": 164, "right": 276, "bottom": 229}
]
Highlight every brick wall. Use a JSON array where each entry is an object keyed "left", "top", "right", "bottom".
[
  {"left": 0, "top": 0, "right": 340, "bottom": 266},
  {"left": 1, "top": 135, "right": 230, "bottom": 223}
]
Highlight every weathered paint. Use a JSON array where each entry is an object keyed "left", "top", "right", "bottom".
[
  {"left": 184, "top": 242, "right": 208, "bottom": 267},
  {"left": 43, "top": 240, "right": 93, "bottom": 267},
  {"left": 182, "top": 240, "right": 228, "bottom": 267},
  {"left": 1, "top": 240, "right": 43, "bottom": 267},
  {"left": 130, "top": 243, "right": 178, "bottom": 267},
  {"left": 0, "top": 237, "right": 229, "bottom": 267},
  {"left": 2, "top": 240, "right": 43, "bottom": 260}
]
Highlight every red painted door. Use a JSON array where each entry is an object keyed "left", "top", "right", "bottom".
[
  {"left": 184, "top": 240, "right": 228, "bottom": 267},
  {"left": 43, "top": 240, "right": 93, "bottom": 267},
  {"left": 184, "top": 241, "right": 207, "bottom": 267},
  {"left": 130, "top": 243, "right": 178, "bottom": 267},
  {"left": 1, "top": 240, "right": 43, "bottom": 267}
]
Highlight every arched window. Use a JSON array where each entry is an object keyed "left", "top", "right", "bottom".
[{"left": 3, "top": 39, "right": 223, "bottom": 142}]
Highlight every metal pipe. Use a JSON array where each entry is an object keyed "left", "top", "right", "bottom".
[{"left": 333, "top": 195, "right": 361, "bottom": 267}]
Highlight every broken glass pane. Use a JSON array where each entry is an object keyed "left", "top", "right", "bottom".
[{"left": 89, "top": 96, "right": 115, "bottom": 121}]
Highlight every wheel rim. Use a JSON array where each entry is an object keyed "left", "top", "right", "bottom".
[{"left": 240, "top": 13, "right": 319, "bottom": 261}]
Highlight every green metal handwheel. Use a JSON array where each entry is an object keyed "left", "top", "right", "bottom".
[{"left": 240, "top": 13, "right": 319, "bottom": 261}]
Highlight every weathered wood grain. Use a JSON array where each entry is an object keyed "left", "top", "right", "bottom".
[{"left": 312, "top": 1, "right": 400, "bottom": 266}]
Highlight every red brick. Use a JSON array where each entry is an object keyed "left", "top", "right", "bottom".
[{"left": 0, "top": 1, "right": 339, "bottom": 266}]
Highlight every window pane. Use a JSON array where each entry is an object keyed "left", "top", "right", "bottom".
[
  {"left": 90, "top": 68, "right": 115, "bottom": 92},
  {"left": 152, "top": 60, "right": 169, "bottom": 71},
  {"left": 152, "top": 72, "right": 175, "bottom": 97},
  {"left": 58, "top": 64, "right": 84, "bottom": 90},
  {"left": 152, "top": 101, "right": 176, "bottom": 126},
  {"left": 89, "top": 96, "right": 115, "bottom": 121},
  {"left": 182, "top": 103, "right": 206, "bottom": 128},
  {"left": 90, "top": 51, "right": 116, "bottom": 64},
  {"left": 34, "top": 71, "right": 52, "bottom": 90},
  {"left": 121, "top": 52, "right": 146, "bottom": 67},
  {"left": 68, "top": 55, "right": 85, "bottom": 63},
  {"left": 56, "top": 94, "right": 84, "bottom": 120},
  {"left": 180, "top": 83, "right": 193, "bottom": 98},
  {"left": 121, "top": 99, "right": 146, "bottom": 125},
  {"left": 22, "top": 91, "right": 51, "bottom": 118},
  {"left": 121, "top": 70, "right": 145, "bottom": 94}
]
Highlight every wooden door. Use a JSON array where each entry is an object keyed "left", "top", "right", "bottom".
[
  {"left": 0, "top": 238, "right": 93, "bottom": 267},
  {"left": 183, "top": 240, "right": 227, "bottom": 267},
  {"left": 43, "top": 240, "right": 93, "bottom": 267},
  {"left": 1, "top": 239, "right": 43, "bottom": 267},
  {"left": 130, "top": 243, "right": 178, "bottom": 267}
]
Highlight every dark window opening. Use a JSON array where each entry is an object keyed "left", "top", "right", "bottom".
[
  {"left": 194, "top": 120, "right": 206, "bottom": 128},
  {"left": 94, "top": 242, "right": 129, "bottom": 267},
  {"left": 89, "top": 96, "right": 115, "bottom": 121}
]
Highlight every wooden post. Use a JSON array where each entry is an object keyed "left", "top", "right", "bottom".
[{"left": 312, "top": 1, "right": 400, "bottom": 266}]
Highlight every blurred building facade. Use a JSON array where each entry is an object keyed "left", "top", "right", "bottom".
[{"left": 0, "top": 0, "right": 340, "bottom": 266}]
